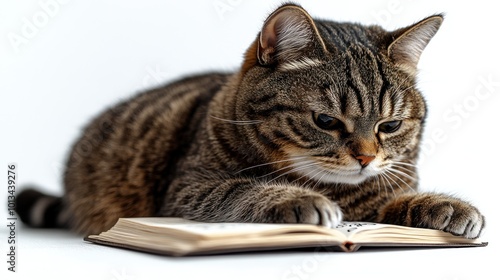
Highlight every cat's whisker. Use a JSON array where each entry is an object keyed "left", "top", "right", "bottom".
[
  {"left": 383, "top": 170, "right": 410, "bottom": 196},
  {"left": 380, "top": 172, "right": 396, "bottom": 197},
  {"left": 381, "top": 175, "right": 389, "bottom": 197},
  {"left": 299, "top": 169, "right": 322, "bottom": 189},
  {"left": 384, "top": 171, "right": 403, "bottom": 192},
  {"left": 386, "top": 169, "right": 417, "bottom": 193},
  {"left": 390, "top": 165, "right": 417, "bottom": 177},
  {"left": 292, "top": 167, "right": 319, "bottom": 185},
  {"left": 386, "top": 176, "right": 397, "bottom": 196},
  {"left": 235, "top": 157, "right": 307, "bottom": 174},
  {"left": 390, "top": 161, "right": 417, "bottom": 173},
  {"left": 269, "top": 162, "right": 320, "bottom": 183},
  {"left": 210, "top": 115, "right": 263, "bottom": 125},
  {"left": 387, "top": 167, "right": 416, "bottom": 183},
  {"left": 258, "top": 164, "right": 296, "bottom": 179},
  {"left": 308, "top": 169, "right": 326, "bottom": 189},
  {"left": 311, "top": 171, "right": 328, "bottom": 191},
  {"left": 391, "top": 161, "right": 417, "bottom": 168},
  {"left": 255, "top": 157, "right": 315, "bottom": 179},
  {"left": 376, "top": 174, "right": 387, "bottom": 196},
  {"left": 266, "top": 162, "right": 319, "bottom": 184},
  {"left": 375, "top": 174, "right": 382, "bottom": 194}
]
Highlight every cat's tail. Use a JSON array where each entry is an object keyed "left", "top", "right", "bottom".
[{"left": 15, "top": 187, "right": 68, "bottom": 229}]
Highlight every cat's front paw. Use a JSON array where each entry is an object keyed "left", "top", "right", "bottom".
[
  {"left": 418, "top": 196, "right": 484, "bottom": 239},
  {"left": 254, "top": 191, "right": 342, "bottom": 228},
  {"left": 381, "top": 193, "right": 485, "bottom": 239}
]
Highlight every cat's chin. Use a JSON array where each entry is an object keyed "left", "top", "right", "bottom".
[
  {"left": 294, "top": 163, "right": 379, "bottom": 185},
  {"left": 317, "top": 173, "right": 371, "bottom": 185}
]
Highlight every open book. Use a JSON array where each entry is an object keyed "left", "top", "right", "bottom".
[{"left": 84, "top": 217, "right": 487, "bottom": 256}]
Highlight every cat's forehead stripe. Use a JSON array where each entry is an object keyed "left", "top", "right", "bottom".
[
  {"left": 381, "top": 90, "right": 394, "bottom": 117},
  {"left": 326, "top": 53, "right": 383, "bottom": 117},
  {"left": 326, "top": 80, "right": 410, "bottom": 119},
  {"left": 315, "top": 21, "right": 379, "bottom": 54}
]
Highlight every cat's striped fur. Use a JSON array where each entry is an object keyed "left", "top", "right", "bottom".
[{"left": 16, "top": 4, "right": 484, "bottom": 238}]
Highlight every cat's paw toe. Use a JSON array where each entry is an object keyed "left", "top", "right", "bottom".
[
  {"left": 259, "top": 194, "right": 342, "bottom": 228},
  {"left": 291, "top": 196, "right": 343, "bottom": 228},
  {"left": 443, "top": 203, "right": 484, "bottom": 239}
]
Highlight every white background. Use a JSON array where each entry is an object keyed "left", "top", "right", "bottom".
[{"left": 0, "top": 0, "right": 498, "bottom": 279}]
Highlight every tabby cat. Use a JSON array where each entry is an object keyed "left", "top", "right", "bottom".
[{"left": 16, "top": 3, "right": 485, "bottom": 238}]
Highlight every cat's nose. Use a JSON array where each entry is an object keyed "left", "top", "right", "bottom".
[{"left": 355, "top": 155, "right": 375, "bottom": 168}]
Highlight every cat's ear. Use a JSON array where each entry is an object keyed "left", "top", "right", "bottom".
[
  {"left": 387, "top": 14, "right": 443, "bottom": 75},
  {"left": 243, "top": 4, "right": 327, "bottom": 72}
]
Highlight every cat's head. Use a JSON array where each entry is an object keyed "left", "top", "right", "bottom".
[{"left": 228, "top": 4, "right": 442, "bottom": 185}]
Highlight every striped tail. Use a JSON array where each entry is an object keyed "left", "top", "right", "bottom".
[{"left": 16, "top": 187, "right": 68, "bottom": 229}]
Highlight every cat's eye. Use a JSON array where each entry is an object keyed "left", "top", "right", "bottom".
[
  {"left": 378, "top": 120, "right": 402, "bottom": 134},
  {"left": 313, "top": 112, "right": 344, "bottom": 131}
]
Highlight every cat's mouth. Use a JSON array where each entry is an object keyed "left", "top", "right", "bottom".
[{"left": 290, "top": 158, "right": 382, "bottom": 185}]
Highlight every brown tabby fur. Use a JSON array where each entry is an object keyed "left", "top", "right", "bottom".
[{"left": 19, "top": 4, "right": 485, "bottom": 238}]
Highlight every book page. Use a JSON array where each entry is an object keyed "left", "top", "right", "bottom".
[
  {"left": 335, "top": 222, "right": 484, "bottom": 244},
  {"left": 333, "top": 222, "right": 384, "bottom": 238},
  {"left": 122, "top": 218, "right": 330, "bottom": 239},
  {"left": 120, "top": 218, "right": 391, "bottom": 240}
]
